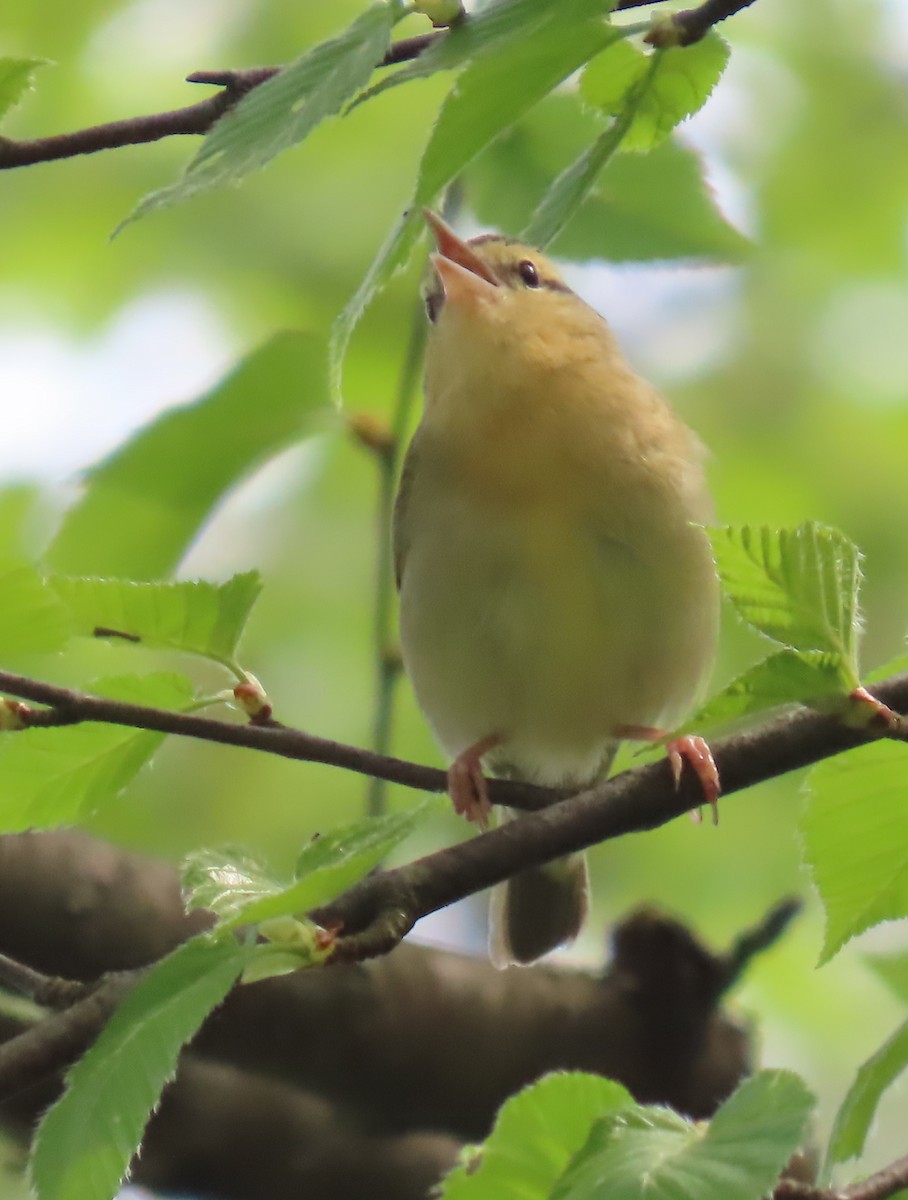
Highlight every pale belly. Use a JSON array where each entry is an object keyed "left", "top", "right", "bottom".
[{"left": 398, "top": 487, "right": 717, "bottom": 788}]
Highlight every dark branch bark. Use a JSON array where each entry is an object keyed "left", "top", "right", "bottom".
[{"left": 776, "top": 1152, "right": 908, "bottom": 1200}]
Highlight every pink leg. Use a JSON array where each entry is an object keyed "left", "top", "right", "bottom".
[
  {"left": 615, "top": 724, "right": 721, "bottom": 826},
  {"left": 447, "top": 733, "right": 502, "bottom": 831},
  {"left": 846, "top": 686, "right": 900, "bottom": 733}
]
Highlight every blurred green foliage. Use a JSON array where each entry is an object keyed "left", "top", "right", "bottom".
[{"left": 1, "top": 0, "right": 908, "bottom": 1184}]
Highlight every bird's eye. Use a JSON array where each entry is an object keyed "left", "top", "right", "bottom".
[
  {"left": 517, "top": 260, "right": 540, "bottom": 288},
  {"left": 425, "top": 290, "right": 442, "bottom": 323}
]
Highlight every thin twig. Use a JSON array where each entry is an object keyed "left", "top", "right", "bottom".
[
  {"left": 775, "top": 1153, "right": 908, "bottom": 1200},
  {"left": 646, "top": 0, "right": 759, "bottom": 47},
  {"left": 0, "top": 952, "right": 92, "bottom": 1010}
]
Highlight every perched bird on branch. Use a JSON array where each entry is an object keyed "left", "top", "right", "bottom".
[{"left": 394, "top": 211, "right": 720, "bottom": 965}]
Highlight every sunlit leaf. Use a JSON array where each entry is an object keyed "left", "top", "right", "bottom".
[
  {"left": 0, "top": 57, "right": 50, "bottom": 124},
  {"left": 0, "top": 673, "right": 194, "bottom": 832},
  {"left": 681, "top": 649, "right": 852, "bottom": 734},
  {"left": 0, "top": 558, "right": 71, "bottom": 662},
  {"left": 47, "top": 332, "right": 330, "bottom": 580},
  {"left": 49, "top": 572, "right": 262, "bottom": 669},
  {"left": 708, "top": 524, "right": 863, "bottom": 678},
  {"left": 803, "top": 740, "right": 908, "bottom": 964},
  {"left": 437, "top": 1072, "right": 633, "bottom": 1200},
  {"left": 184, "top": 799, "right": 439, "bottom": 929},
  {"left": 553, "top": 1071, "right": 813, "bottom": 1200},
  {"left": 827, "top": 1019, "right": 908, "bottom": 1169},
  {"left": 124, "top": 3, "right": 398, "bottom": 225},
  {"left": 580, "top": 32, "right": 729, "bottom": 152},
  {"left": 30, "top": 935, "right": 248, "bottom": 1200}
]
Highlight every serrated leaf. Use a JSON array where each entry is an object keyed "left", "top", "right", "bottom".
[
  {"left": 554, "top": 1070, "right": 813, "bottom": 1200},
  {"left": 49, "top": 572, "right": 261, "bottom": 669},
  {"left": 708, "top": 524, "right": 863, "bottom": 677},
  {"left": 332, "top": 0, "right": 621, "bottom": 396},
  {"left": 467, "top": 98, "right": 747, "bottom": 263},
  {"left": 0, "top": 673, "right": 193, "bottom": 833},
  {"left": 0, "top": 56, "right": 50, "bottom": 123},
  {"left": 681, "top": 650, "right": 852, "bottom": 734},
  {"left": 580, "top": 32, "right": 729, "bottom": 152},
  {"left": 827, "top": 1019, "right": 908, "bottom": 1170},
  {"left": 30, "top": 935, "right": 247, "bottom": 1200},
  {"left": 438, "top": 1072, "right": 633, "bottom": 1200},
  {"left": 803, "top": 740, "right": 908, "bottom": 964},
  {"left": 47, "top": 332, "right": 330, "bottom": 580},
  {"left": 0, "top": 558, "right": 72, "bottom": 661},
  {"left": 124, "top": 3, "right": 397, "bottom": 226},
  {"left": 185, "top": 799, "right": 438, "bottom": 929}
]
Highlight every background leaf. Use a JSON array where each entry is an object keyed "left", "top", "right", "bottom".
[
  {"left": 0, "top": 57, "right": 50, "bottom": 124},
  {"left": 803, "top": 740, "right": 908, "bottom": 964},
  {"left": 49, "top": 572, "right": 262, "bottom": 668},
  {"left": 553, "top": 1070, "right": 813, "bottom": 1200},
  {"left": 0, "top": 673, "right": 193, "bottom": 832},
  {"left": 30, "top": 935, "right": 248, "bottom": 1200},
  {"left": 46, "top": 332, "right": 330, "bottom": 580},
  {"left": 826, "top": 1019, "right": 908, "bottom": 1169},
  {"left": 437, "top": 1072, "right": 633, "bottom": 1200}
]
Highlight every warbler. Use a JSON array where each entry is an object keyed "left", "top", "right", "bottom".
[{"left": 394, "top": 211, "right": 720, "bottom": 966}]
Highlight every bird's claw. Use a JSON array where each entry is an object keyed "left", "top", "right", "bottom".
[
  {"left": 667, "top": 734, "right": 721, "bottom": 826},
  {"left": 447, "top": 733, "right": 501, "bottom": 831}
]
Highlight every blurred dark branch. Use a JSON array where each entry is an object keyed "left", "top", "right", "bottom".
[
  {"left": 0, "top": 0, "right": 745, "bottom": 171},
  {"left": 646, "top": 0, "right": 759, "bottom": 46},
  {"left": 718, "top": 895, "right": 802, "bottom": 994}
]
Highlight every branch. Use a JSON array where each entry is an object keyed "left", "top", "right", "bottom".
[
  {"left": 3, "top": 664, "right": 901, "bottom": 959},
  {"left": 775, "top": 1153, "right": 908, "bottom": 1200},
  {"left": 0, "top": 0, "right": 737, "bottom": 170},
  {"left": 646, "top": 0, "right": 759, "bottom": 47}
]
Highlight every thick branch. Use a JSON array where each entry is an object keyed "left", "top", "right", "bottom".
[{"left": 0, "top": 0, "right": 743, "bottom": 170}]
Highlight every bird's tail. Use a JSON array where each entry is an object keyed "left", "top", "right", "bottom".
[{"left": 488, "top": 815, "right": 590, "bottom": 967}]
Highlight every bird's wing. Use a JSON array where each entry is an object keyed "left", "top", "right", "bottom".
[{"left": 391, "top": 428, "right": 422, "bottom": 591}]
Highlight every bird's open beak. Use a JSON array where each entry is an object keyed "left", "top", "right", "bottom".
[{"left": 424, "top": 209, "right": 499, "bottom": 310}]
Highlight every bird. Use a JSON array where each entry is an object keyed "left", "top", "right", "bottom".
[{"left": 393, "top": 210, "right": 720, "bottom": 966}]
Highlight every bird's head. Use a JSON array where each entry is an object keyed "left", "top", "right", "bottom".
[{"left": 421, "top": 210, "right": 609, "bottom": 406}]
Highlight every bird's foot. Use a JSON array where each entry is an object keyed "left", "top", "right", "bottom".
[
  {"left": 667, "top": 735, "right": 721, "bottom": 826},
  {"left": 615, "top": 725, "right": 721, "bottom": 825},
  {"left": 447, "top": 734, "right": 502, "bottom": 831},
  {"left": 843, "top": 686, "right": 900, "bottom": 734}
]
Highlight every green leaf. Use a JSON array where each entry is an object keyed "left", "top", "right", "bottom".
[
  {"left": 184, "top": 799, "right": 439, "bottom": 929},
  {"left": 467, "top": 98, "right": 747, "bottom": 263},
  {"left": 47, "top": 332, "right": 330, "bottom": 580},
  {"left": 523, "top": 54, "right": 658, "bottom": 246},
  {"left": 827, "top": 1019, "right": 908, "bottom": 1170},
  {"left": 681, "top": 650, "right": 852, "bottom": 734},
  {"left": 0, "top": 559, "right": 72, "bottom": 662},
  {"left": 803, "top": 740, "right": 908, "bottom": 964},
  {"left": 864, "top": 949, "right": 908, "bottom": 1003},
  {"left": 0, "top": 56, "right": 50, "bottom": 124},
  {"left": 580, "top": 32, "right": 729, "bottom": 152},
  {"left": 554, "top": 1070, "right": 813, "bottom": 1200},
  {"left": 49, "top": 572, "right": 262, "bottom": 669},
  {"left": 125, "top": 3, "right": 397, "bottom": 225},
  {"left": 30, "top": 934, "right": 247, "bottom": 1200},
  {"left": 708, "top": 523, "right": 863, "bottom": 677},
  {"left": 0, "top": 673, "right": 193, "bottom": 833},
  {"left": 332, "top": 0, "right": 621, "bottom": 396},
  {"left": 437, "top": 1072, "right": 633, "bottom": 1200}
]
